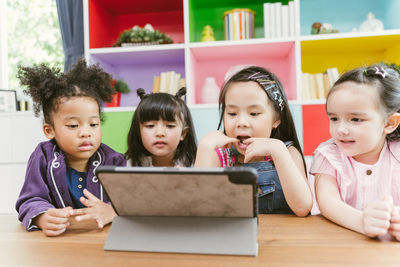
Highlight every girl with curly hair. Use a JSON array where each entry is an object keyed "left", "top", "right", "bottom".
[{"left": 15, "top": 58, "right": 126, "bottom": 236}]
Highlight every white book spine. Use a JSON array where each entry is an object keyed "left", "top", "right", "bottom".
[
  {"left": 263, "top": 3, "right": 271, "bottom": 39},
  {"left": 288, "top": 1, "right": 295, "bottom": 37},
  {"left": 274, "top": 2, "right": 282, "bottom": 38},
  {"left": 269, "top": 3, "right": 276, "bottom": 38},
  {"left": 281, "top": 5, "right": 289, "bottom": 38}
]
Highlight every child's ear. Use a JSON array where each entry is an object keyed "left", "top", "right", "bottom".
[
  {"left": 272, "top": 116, "right": 281, "bottom": 129},
  {"left": 180, "top": 127, "right": 189, "bottom": 141},
  {"left": 43, "top": 123, "right": 55, "bottom": 139},
  {"left": 384, "top": 113, "right": 400, "bottom": 134}
]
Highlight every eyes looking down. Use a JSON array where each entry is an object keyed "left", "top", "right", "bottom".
[
  {"left": 139, "top": 117, "right": 187, "bottom": 160},
  {"left": 43, "top": 96, "right": 102, "bottom": 167}
]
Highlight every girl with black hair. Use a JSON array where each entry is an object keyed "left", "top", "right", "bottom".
[
  {"left": 195, "top": 66, "right": 312, "bottom": 216},
  {"left": 15, "top": 58, "right": 126, "bottom": 236},
  {"left": 126, "top": 87, "right": 197, "bottom": 167},
  {"left": 311, "top": 64, "right": 400, "bottom": 240}
]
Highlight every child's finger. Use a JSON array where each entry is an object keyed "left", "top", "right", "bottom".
[
  {"left": 71, "top": 208, "right": 88, "bottom": 216},
  {"left": 46, "top": 215, "right": 70, "bottom": 225},
  {"left": 364, "top": 225, "right": 388, "bottom": 237},
  {"left": 83, "top": 188, "right": 100, "bottom": 201},
  {"left": 47, "top": 208, "right": 72, "bottom": 218},
  {"left": 75, "top": 214, "right": 94, "bottom": 222},
  {"left": 43, "top": 227, "right": 67, "bottom": 237},
  {"left": 45, "top": 222, "right": 69, "bottom": 231}
]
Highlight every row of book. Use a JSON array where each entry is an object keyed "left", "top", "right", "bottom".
[
  {"left": 152, "top": 71, "right": 186, "bottom": 95},
  {"left": 301, "top": 68, "right": 340, "bottom": 100},
  {"left": 263, "top": 1, "right": 296, "bottom": 39}
]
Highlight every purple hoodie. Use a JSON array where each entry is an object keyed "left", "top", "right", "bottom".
[{"left": 16, "top": 140, "right": 126, "bottom": 231}]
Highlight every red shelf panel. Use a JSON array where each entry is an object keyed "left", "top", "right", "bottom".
[
  {"left": 302, "top": 104, "right": 330, "bottom": 156},
  {"left": 88, "top": 0, "right": 184, "bottom": 48}
]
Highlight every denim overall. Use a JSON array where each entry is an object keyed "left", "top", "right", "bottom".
[{"left": 233, "top": 142, "right": 293, "bottom": 214}]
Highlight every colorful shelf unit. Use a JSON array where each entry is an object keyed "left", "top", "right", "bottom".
[{"left": 84, "top": 0, "right": 400, "bottom": 155}]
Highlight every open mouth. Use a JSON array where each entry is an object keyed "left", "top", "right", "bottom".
[{"left": 237, "top": 135, "right": 250, "bottom": 145}]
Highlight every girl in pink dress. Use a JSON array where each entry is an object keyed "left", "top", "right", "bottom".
[{"left": 311, "top": 64, "right": 400, "bottom": 240}]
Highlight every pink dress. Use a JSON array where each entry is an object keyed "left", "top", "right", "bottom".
[{"left": 310, "top": 139, "right": 400, "bottom": 214}]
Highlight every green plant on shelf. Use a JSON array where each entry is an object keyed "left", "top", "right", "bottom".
[
  {"left": 113, "top": 24, "right": 173, "bottom": 47},
  {"left": 112, "top": 79, "right": 130, "bottom": 94}
]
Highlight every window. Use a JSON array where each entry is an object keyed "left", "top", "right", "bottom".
[{"left": 0, "top": 0, "right": 63, "bottom": 101}]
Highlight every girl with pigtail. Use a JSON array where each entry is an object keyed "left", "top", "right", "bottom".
[
  {"left": 311, "top": 64, "right": 400, "bottom": 240},
  {"left": 126, "top": 87, "right": 197, "bottom": 167},
  {"left": 16, "top": 58, "right": 126, "bottom": 236}
]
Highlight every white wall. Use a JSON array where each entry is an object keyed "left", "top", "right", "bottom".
[{"left": 0, "top": 112, "right": 45, "bottom": 214}]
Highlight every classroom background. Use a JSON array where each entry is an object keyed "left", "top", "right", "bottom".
[{"left": 1, "top": 0, "right": 400, "bottom": 214}]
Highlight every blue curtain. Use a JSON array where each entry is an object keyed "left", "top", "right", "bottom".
[{"left": 56, "top": 0, "right": 84, "bottom": 71}]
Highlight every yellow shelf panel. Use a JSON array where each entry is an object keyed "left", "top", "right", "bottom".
[{"left": 301, "top": 34, "right": 400, "bottom": 73}]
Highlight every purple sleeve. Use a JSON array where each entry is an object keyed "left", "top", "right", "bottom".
[{"left": 15, "top": 145, "right": 55, "bottom": 231}]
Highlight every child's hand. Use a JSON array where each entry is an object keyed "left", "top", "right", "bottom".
[
  {"left": 199, "top": 130, "right": 237, "bottom": 150},
  {"left": 362, "top": 195, "right": 393, "bottom": 238},
  {"left": 34, "top": 207, "right": 73, "bottom": 237},
  {"left": 242, "top": 137, "right": 282, "bottom": 163},
  {"left": 389, "top": 206, "right": 400, "bottom": 241},
  {"left": 71, "top": 189, "right": 117, "bottom": 229}
]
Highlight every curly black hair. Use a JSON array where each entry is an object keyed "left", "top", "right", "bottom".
[{"left": 17, "top": 58, "right": 115, "bottom": 125}]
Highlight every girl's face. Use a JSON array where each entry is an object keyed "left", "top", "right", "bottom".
[
  {"left": 327, "top": 81, "right": 388, "bottom": 164},
  {"left": 43, "top": 97, "right": 102, "bottom": 170},
  {"left": 140, "top": 117, "right": 186, "bottom": 166},
  {"left": 223, "top": 81, "right": 280, "bottom": 155}
]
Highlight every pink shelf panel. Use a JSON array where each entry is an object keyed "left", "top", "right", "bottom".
[{"left": 190, "top": 42, "right": 297, "bottom": 104}]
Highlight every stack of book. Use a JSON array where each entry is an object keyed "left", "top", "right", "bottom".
[
  {"left": 301, "top": 68, "right": 340, "bottom": 100},
  {"left": 263, "top": 1, "right": 296, "bottom": 39},
  {"left": 152, "top": 71, "right": 185, "bottom": 95}
]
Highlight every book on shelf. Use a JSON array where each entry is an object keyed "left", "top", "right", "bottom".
[
  {"left": 288, "top": 1, "right": 295, "bottom": 37},
  {"left": 263, "top": 3, "right": 270, "bottom": 39},
  {"left": 301, "top": 67, "right": 340, "bottom": 100},
  {"left": 281, "top": 4, "right": 289, "bottom": 38},
  {"left": 263, "top": 1, "right": 295, "bottom": 39},
  {"left": 153, "top": 76, "right": 160, "bottom": 93},
  {"left": 153, "top": 71, "right": 185, "bottom": 95}
]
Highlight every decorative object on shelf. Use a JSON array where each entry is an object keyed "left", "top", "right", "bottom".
[
  {"left": 359, "top": 12, "right": 384, "bottom": 32},
  {"left": 0, "top": 89, "right": 17, "bottom": 112},
  {"left": 201, "top": 25, "right": 216, "bottom": 42},
  {"left": 223, "top": 8, "right": 255, "bottom": 40},
  {"left": 113, "top": 24, "right": 173, "bottom": 47},
  {"left": 106, "top": 79, "right": 131, "bottom": 107},
  {"left": 311, "top": 22, "right": 338, "bottom": 34},
  {"left": 311, "top": 22, "right": 321, "bottom": 34},
  {"left": 200, "top": 77, "right": 220, "bottom": 104}
]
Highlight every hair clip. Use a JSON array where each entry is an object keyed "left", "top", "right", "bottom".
[
  {"left": 248, "top": 72, "right": 284, "bottom": 112},
  {"left": 374, "top": 66, "right": 388, "bottom": 78}
]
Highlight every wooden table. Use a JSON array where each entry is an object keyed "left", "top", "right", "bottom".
[{"left": 1, "top": 214, "right": 400, "bottom": 266}]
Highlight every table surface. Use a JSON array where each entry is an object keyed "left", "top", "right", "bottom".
[{"left": 1, "top": 214, "right": 400, "bottom": 266}]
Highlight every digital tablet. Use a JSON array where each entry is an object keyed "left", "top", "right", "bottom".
[
  {"left": 96, "top": 166, "right": 258, "bottom": 218},
  {"left": 95, "top": 166, "right": 259, "bottom": 256}
]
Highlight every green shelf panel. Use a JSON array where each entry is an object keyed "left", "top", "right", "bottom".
[
  {"left": 189, "top": 0, "right": 290, "bottom": 42},
  {"left": 101, "top": 111, "right": 134, "bottom": 154}
]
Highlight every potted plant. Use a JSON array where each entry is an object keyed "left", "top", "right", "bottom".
[
  {"left": 107, "top": 79, "right": 130, "bottom": 107},
  {"left": 113, "top": 24, "right": 173, "bottom": 47}
]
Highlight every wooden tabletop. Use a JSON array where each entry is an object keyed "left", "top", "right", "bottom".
[{"left": 1, "top": 214, "right": 400, "bottom": 266}]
